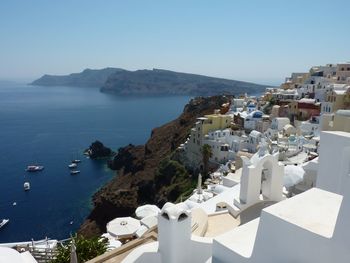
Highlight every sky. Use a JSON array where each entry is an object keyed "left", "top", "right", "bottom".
[{"left": 0, "top": 0, "right": 349, "bottom": 85}]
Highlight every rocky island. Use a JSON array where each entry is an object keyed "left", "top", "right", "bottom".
[
  {"left": 31, "top": 68, "right": 268, "bottom": 96},
  {"left": 101, "top": 68, "right": 267, "bottom": 96},
  {"left": 78, "top": 95, "right": 231, "bottom": 237},
  {"left": 85, "top": 140, "right": 113, "bottom": 159}
]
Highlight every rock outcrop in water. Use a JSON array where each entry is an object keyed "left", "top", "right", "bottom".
[
  {"left": 78, "top": 95, "right": 231, "bottom": 237},
  {"left": 85, "top": 141, "right": 113, "bottom": 159}
]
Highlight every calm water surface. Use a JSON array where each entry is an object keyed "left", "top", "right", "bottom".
[{"left": 0, "top": 82, "right": 190, "bottom": 242}]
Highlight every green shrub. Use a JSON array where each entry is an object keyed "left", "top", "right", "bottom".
[{"left": 51, "top": 235, "right": 108, "bottom": 263}]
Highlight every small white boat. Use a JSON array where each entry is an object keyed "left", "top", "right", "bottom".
[
  {"left": 68, "top": 163, "right": 77, "bottom": 169},
  {"left": 0, "top": 219, "right": 9, "bottom": 229},
  {"left": 24, "top": 182, "right": 30, "bottom": 191},
  {"left": 26, "top": 165, "right": 44, "bottom": 172},
  {"left": 13, "top": 202, "right": 17, "bottom": 206},
  {"left": 72, "top": 159, "right": 81, "bottom": 163},
  {"left": 70, "top": 170, "right": 80, "bottom": 175}
]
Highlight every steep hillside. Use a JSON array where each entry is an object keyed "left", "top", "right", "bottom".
[{"left": 78, "top": 95, "right": 231, "bottom": 237}]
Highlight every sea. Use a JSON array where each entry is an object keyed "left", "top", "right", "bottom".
[{"left": 0, "top": 82, "right": 190, "bottom": 243}]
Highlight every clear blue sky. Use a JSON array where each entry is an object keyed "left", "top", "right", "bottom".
[{"left": 0, "top": 0, "right": 349, "bottom": 85}]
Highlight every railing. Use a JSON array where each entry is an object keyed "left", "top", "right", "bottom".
[
  {"left": 24, "top": 238, "right": 71, "bottom": 263},
  {"left": 28, "top": 246, "right": 59, "bottom": 263}
]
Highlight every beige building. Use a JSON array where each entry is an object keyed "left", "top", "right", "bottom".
[
  {"left": 336, "top": 63, "right": 350, "bottom": 83},
  {"left": 321, "top": 110, "right": 350, "bottom": 133},
  {"left": 323, "top": 85, "right": 350, "bottom": 113},
  {"left": 184, "top": 110, "right": 232, "bottom": 168},
  {"left": 201, "top": 111, "right": 232, "bottom": 136}
]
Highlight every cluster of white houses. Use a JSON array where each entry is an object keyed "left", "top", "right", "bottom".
[
  {"left": 179, "top": 62, "right": 350, "bottom": 172},
  {"left": 71, "top": 62, "right": 350, "bottom": 263}
]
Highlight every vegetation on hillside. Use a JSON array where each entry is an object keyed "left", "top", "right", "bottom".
[
  {"left": 51, "top": 235, "right": 108, "bottom": 263},
  {"left": 154, "top": 157, "right": 197, "bottom": 204}
]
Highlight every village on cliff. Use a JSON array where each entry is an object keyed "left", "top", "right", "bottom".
[
  {"left": 83, "top": 62, "right": 350, "bottom": 262},
  {"left": 3, "top": 62, "right": 350, "bottom": 263}
]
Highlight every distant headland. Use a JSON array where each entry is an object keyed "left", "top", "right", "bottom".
[{"left": 31, "top": 68, "right": 269, "bottom": 96}]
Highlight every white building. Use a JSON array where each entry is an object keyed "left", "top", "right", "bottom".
[
  {"left": 243, "top": 111, "right": 263, "bottom": 131},
  {"left": 203, "top": 129, "right": 237, "bottom": 164},
  {"left": 270, "top": 117, "right": 290, "bottom": 131},
  {"left": 245, "top": 130, "right": 263, "bottom": 153}
]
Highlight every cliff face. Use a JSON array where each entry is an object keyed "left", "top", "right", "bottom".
[{"left": 78, "top": 95, "right": 231, "bottom": 237}]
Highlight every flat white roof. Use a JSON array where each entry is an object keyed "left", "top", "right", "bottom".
[
  {"left": 195, "top": 184, "right": 241, "bottom": 214},
  {"left": 263, "top": 188, "right": 342, "bottom": 238},
  {"left": 214, "top": 218, "right": 260, "bottom": 258}
]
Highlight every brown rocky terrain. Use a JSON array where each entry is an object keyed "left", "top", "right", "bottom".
[{"left": 78, "top": 95, "right": 231, "bottom": 237}]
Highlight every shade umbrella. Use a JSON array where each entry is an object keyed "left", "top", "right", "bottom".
[
  {"left": 70, "top": 240, "right": 78, "bottom": 263},
  {"left": 283, "top": 165, "right": 305, "bottom": 188},
  {"left": 135, "top": 205, "right": 160, "bottom": 219},
  {"left": 107, "top": 217, "right": 141, "bottom": 238},
  {"left": 100, "top": 233, "right": 122, "bottom": 250}
]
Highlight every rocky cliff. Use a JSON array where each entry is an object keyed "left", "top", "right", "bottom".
[{"left": 78, "top": 95, "right": 231, "bottom": 237}]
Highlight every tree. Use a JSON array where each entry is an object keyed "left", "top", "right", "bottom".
[
  {"left": 201, "top": 144, "right": 212, "bottom": 179},
  {"left": 51, "top": 235, "right": 108, "bottom": 263}
]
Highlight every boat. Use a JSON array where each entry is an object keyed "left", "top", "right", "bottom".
[
  {"left": 71, "top": 159, "right": 81, "bottom": 163},
  {"left": 24, "top": 182, "right": 30, "bottom": 191},
  {"left": 26, "top": 165, "right": 44, "bottom": 172},
  {"left": 70, "top": 170, "right": 80, "bottom": 175},
  {"left": 0, "top": 219, "right": 9, "bottom": 229},
  {"left": 68, "top": 163, "right": 77, "bottom": 169},
  {"left": 13, "top": 202, "right": 17, "bottom": 206}
]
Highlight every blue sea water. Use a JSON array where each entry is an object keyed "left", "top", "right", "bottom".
[{"left": 0, "top": 82, "right": 190, "bottom": 243}]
